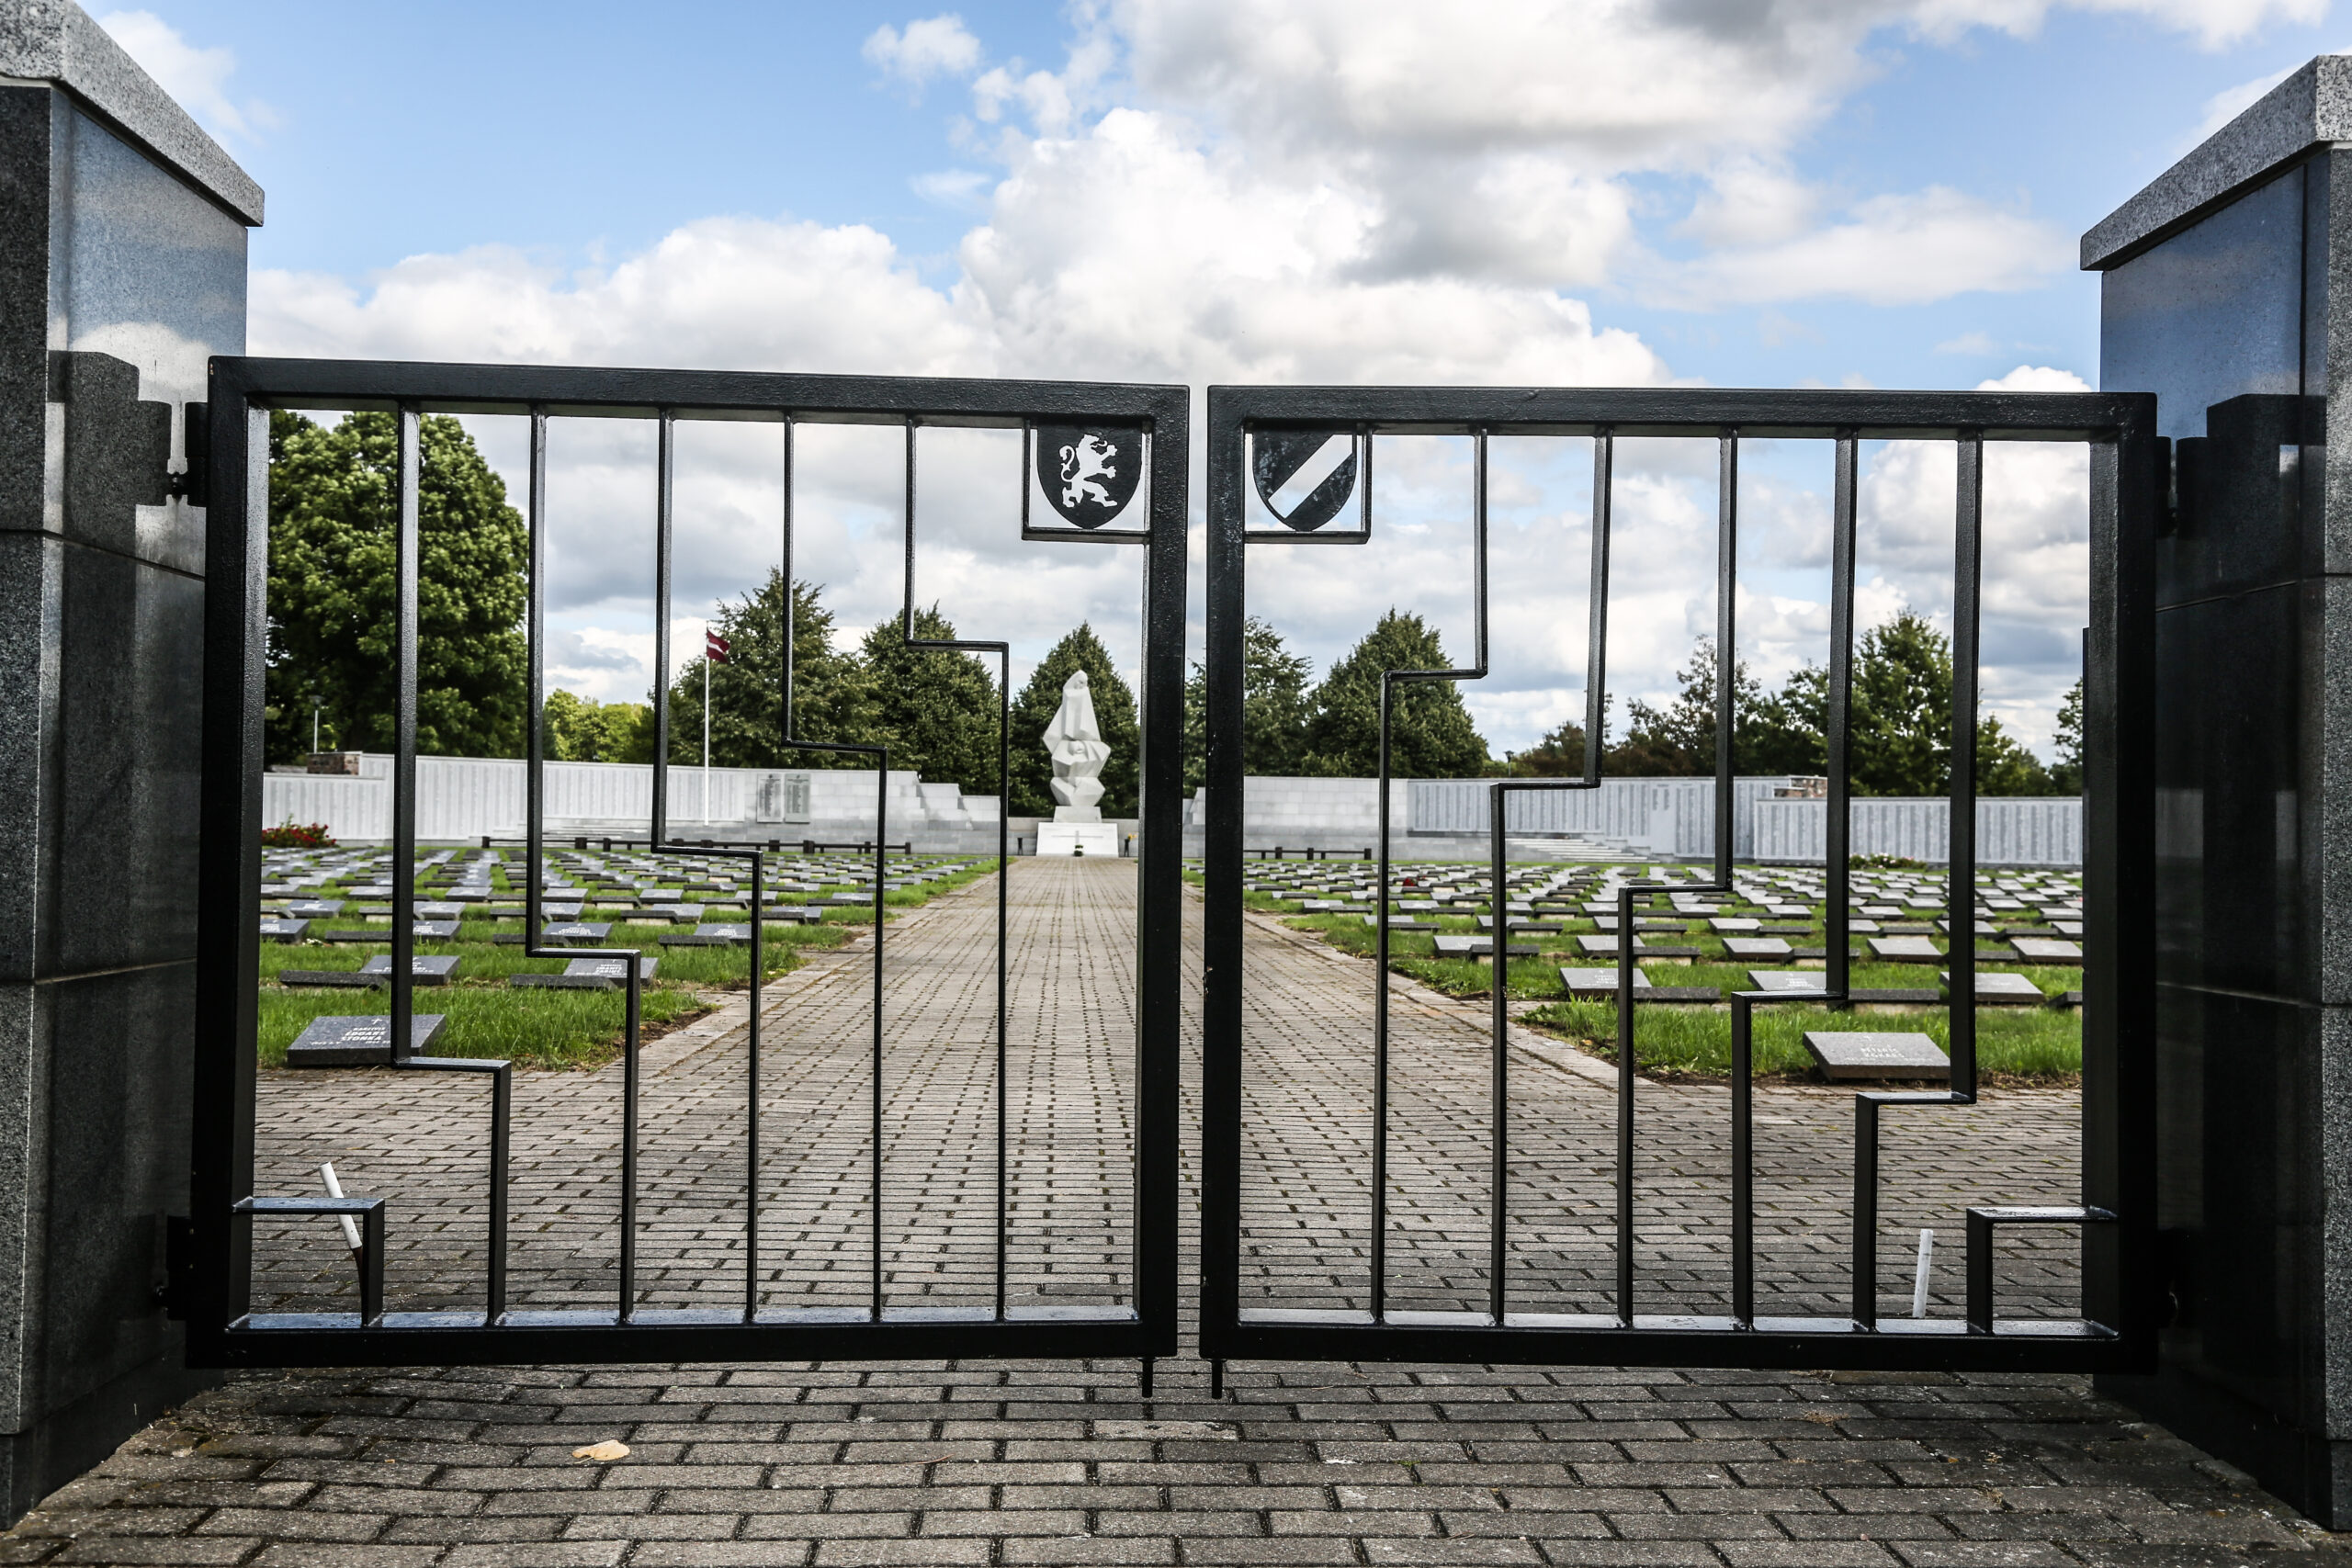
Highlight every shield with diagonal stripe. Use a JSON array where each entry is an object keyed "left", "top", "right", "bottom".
[{"left": 1251, "top": 430, "right": 1356, "bottom": 532}]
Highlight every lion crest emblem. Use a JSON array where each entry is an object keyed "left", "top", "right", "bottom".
[{"left": 1033, "top": 424, "right": 1143, "bottom": 528}]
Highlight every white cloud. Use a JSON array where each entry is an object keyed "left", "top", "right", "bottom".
[
  {"left": 1912, "top": 0, "right": 2327, "bottom": 50},
  {"left": 1936, "top": 331, "right": 2003, "bottom": 355},
  {"left": 1657, "top": 187, "right": 2070, "bottom": 309},
  {"left": 863, "top": 14, "right": 985, "bottom": 94},
  {"left": 96, "top": 9, "right": 274, "bottom": 141}
]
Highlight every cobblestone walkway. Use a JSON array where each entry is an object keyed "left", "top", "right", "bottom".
[{"left": 6, "top": 861, "right": 2332, "bottom": 1565}]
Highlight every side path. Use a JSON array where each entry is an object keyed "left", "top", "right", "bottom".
[{"left": 4, "top": 860, "right": 2323, "bottom": 1565}]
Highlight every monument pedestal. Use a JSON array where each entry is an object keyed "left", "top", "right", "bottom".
[{"left": 1036, "top": 823, "right": 1120, "bottom": 857}]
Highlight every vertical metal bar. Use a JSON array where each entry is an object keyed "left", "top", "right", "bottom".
[
  {"left": 1826, "top": 434, "right": 1858, "bottom": 998},
  {"left": 1372, "top": 670, "right": 1392, "bottom": 1323},
  {"left": 872, "top": 758, "right": 887, "bottom": 1322},
  {"left": 746, "top": 847, "right": 762, "bottom": 1323},
  {"left": 1950, "top": 434, "right": 1983, "bottom": 1096},
  {"left": 781, "top": 420, "right": 796, "bottom": 744},
  {"left": 1731, "top": 995, "right": 1753, "bottom": 1327},
  {"left": 391, "top": 404, "right": 420, "bottom": 1064},
  {"left": 1584, "top": 430, "right": 1612, "bottom": 783},
  {"left": 1965, "top": 1210, "right": 1995, "bottom": 1334},
  {"left": 526, "top": 408, "right": 547, "bottom": 968},
  {"left": 488, "top": 1064, "right": 510, "bottom": 1322},
  {"left": 1852, "top": 1095, "right": 1879, "bottom": 1328},
  {"left": 1489, "top": 780, "right": 1508, "bottom": 1325},
  {"left": 996, "top": 648, "right": 1009, "bottom": 1322},
  {"left": 1714, "top": 430, "right": 1737, "bottom": 883},
  {"left": 360, "top": 1202, "right": 385, "bottom": 1327},
  {"left": 1199, "top": 391, "right": 1246, "bottom": 1366},
  {"left": 620, "top": 958, "right": 639, "bottom": 1320},
  {"left": 651, "top": 411, "right": 674, "bottom": 842},
  {"left": 1615, "top": 880, "right": 1636, "bottom": 1327}
]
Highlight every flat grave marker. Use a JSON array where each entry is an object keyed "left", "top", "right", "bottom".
[
  {"left": 285, "top": 1012, "right": 448, "bottom": 1066},
  {"left": 1803, "top": 1031, "right": 1951, "bottom": 1081}
]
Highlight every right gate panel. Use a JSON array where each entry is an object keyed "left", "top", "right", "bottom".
[{"left": 1198, "top": 386, "right": 2158, "bottom": 1372}]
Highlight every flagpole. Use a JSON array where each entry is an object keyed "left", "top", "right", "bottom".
[{"left": 702, "top": 647, "right": 711, "bottom": 827}]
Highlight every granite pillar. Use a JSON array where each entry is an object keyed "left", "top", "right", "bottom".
[
  {"left": 0, "top": 0, "right": 261, "bottom": 1523},
  {"left": 2085, "top": 55, "right": 2352, "bottom": 1526}
]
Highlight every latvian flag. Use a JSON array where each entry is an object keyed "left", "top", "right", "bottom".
[{"left": 705, "top": 630, "right": 730, "bottom": 664}]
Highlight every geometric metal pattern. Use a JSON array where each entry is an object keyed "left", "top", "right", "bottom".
[
  {"left": 1201, "top": 385, "right": 2159, "bottom": 1378},
  {"left": 190, "top": 358, "right": 1187, "bottom": 1372}
]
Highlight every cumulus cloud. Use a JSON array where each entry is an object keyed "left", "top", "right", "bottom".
[
  {"left": 1657, "top": 188, "right": 2071, "bottom": 309},
  {"left": 863, "top": 14, "right": 985, "bottom": 94}
]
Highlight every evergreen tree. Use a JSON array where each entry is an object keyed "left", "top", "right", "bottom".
[
  {"left": 1849, "top": 609, "right": 2051, "bottom": 796},
  {"left": 1182, "top": 616, "right": 1313, "bottom": 788},
  {"left": 1300, "top": 610, "right": 1490, "bottom": 778},
  {"left": 1011, "top": 624, "right": 1140, "bottom": 816},
  {"left": 1744, "top": 664, "right": 1827, "bottom": 776},
  {"left": 664, "top": 572, "right": 873, "bottom": 769},
  {"left": 859, "top": 606, "right": 1001, "bottom": 794},
  {"left": 1504, "top": 713, "right": 1591, "bottom": 777},
  {"left": 266, "top": 410, "right": 528, "bottom": 761},
  {"left": 543, "top": 690, "right": 654, "bottom": 763},
  {"left": 2048, "top": 678, "right": 2085, "bottom": 795}
]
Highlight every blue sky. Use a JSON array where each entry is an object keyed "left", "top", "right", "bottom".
[{"left": 107, "top": 0, "right": 2343, "bottom": 761}]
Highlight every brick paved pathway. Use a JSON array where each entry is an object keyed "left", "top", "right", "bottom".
[{"left": 6, "top": 861, "right": 2332, "bottom": 1564}]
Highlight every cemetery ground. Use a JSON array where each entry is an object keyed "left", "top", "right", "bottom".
[
  {"left": 1207, "top": 858, "right": 2086, "bottom": 1082},
  {"left": 259, "top": 849, "right": 1000, "bottom": 1067},
  {"left": 8, "top": 857, "right": 2331, "bottom": 1565}
]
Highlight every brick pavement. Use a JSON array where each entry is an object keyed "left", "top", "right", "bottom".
[{"left": 7, "top": 859, "right": 2334, "bottom": 1564}]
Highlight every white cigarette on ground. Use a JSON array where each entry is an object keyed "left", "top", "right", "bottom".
[
  {"left": 1912, "top": 1228, "right": 1935, "bottom": 1318},
  {"left": 319, "top": 1162, "right": 363, "bottom": 1251}
]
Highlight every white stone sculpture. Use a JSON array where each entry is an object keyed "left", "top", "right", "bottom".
[{"left": 1044, "top": 671, "right": 1110, "bottom": 822}]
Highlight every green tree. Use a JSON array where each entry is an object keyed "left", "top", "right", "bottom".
[
  {"left": 1012, "top": 624, "right": 1141, "bottom": 816},
  {"left": 1182, "top": 616, "right": 1313, "bottom": 788},
  {"left": 2048, "top": 678, "right": 2084, "bottom": 795},
  {"left": 1744, "top": 665, "right": 1827, "bottom": 776},
  {"left": 1503, "top": 702, "right": 1607, "bottom": 777},
  {"left": 1300, "top": 610, "right": 1491, "bottom": 778},
  {"left": 543, "top": 690, "right": 654, "bottom": 762},
  {"left": 664, "top": 572, "right": 874, "bottom": 769},
  {"left": 266, "top": 409, "right": 528, "bottom": 761},
  {"left": 859, "top": 606, "right": 1001, "bottom": 794},
  {"left": 1849, "top": 609, "right": 2052, "bottom": 796},
  {"left": 1601, "top": 639, "right": 1766, "bottom": 777}
]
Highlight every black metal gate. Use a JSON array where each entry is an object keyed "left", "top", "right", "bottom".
[
  {"left": 1199, "top": 386, "right": 2158, "bottom": 1378},
  {"left": 189, "top": 359, "right": 1186, "bottom": 1371}
]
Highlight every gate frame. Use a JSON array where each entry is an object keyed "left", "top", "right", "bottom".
[
  {"left": 189, "top": 357, "right": 1187, "bottom": 1367},
  {"left": 1199, "top": 385, "right": 2158, "bottom": 1374}
]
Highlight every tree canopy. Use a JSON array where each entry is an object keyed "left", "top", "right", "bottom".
[
  {"left": 861, "top": 607, "right": 1003, "bottom": 795},
  {"left": 1300, "top": 610, "right": 1491, "bottom": 779},
  {"left": 1012, "top": 623, "right": 1140, "bottom": 816},
  {"left": 542, "top": 691, "right": 653, "bottom": 763},
  {"left": 265, "top": 410, "right": 528, "bottom": 761},
  {"left": 663, "top": 570, "right": 873, "bottom": 769},
  {"left": 1182, "top": 615, "right": 1314, "bottom": 789}
]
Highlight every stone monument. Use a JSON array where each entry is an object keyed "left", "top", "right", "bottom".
[
  {"left": 1035, "top": 671, "right": 1119, "bottom": 856},
  {"left": 2086, "top": 54, "right": 2352, "bottom": 1527},
  {"left": 0, "top": 0, "right": 260, "bottom": 1520}
]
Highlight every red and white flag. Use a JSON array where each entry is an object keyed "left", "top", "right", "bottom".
[{"left": 705, "top": 630, "right": 729, "bottom": 664}]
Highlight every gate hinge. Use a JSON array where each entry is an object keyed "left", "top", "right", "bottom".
[{"left": 159, "top": 1215, "right": 192, "bottom": 1320}]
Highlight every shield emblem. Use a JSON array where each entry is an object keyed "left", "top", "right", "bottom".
[
  {"left": 1252, "top": 430, "right": 1357, "bottom": 532},
  {"left": 1035, "top": 424, "right": 1143, "bottom": 528}
]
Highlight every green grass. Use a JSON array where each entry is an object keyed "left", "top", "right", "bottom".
[
  {"left": 1213, "top": 866, "right": 2085, "bottom": 1083},
  {"left": 256, "top": 984, "right": 713, "bottom": 1071},
  {"left": 256, "top": 856, "right": 1005, "bottom": 1069},
  {"left": 1521, "top": 997, "right": 2084, "bottom": 1080}
]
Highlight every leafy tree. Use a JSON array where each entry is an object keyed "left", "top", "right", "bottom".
[
  {"left": 1744, "top": 665, "right": 1826, "bottom": 776},
  {"left": 543, "top": 690, "right": 653, "bottom": 763},
  {"left": 266, "top": 410, "right": 527, "bottom": 761},
  {"left": 2048, "top": 678, "right": 2084, "bottom": 795},
  {"left": 1849, "top": 609, "right": 2051, "bottom": 796},
  {"left": 1300, "top": 610, "right": 1491, "bottom": 778},
  {"left": 1600, "top": 639, "right": 1765, "bottom": 777},
  {"left": 1503, "top": 702, "right": 1607, "bottom": 777},
  {"left": 1182, "top": 616, "right": 1314, "bottom": 788},
  {"left": 1012, "top": 624, "right": 1140, "bottom": 816},
  {"left": 860, "top": 606, "right": 1001, "bottom": 794},
  {"left": 664, "top": 571, "right": 873, "bottom": 769}
]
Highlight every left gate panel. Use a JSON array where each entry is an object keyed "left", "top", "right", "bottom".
[{"left": 189, "top": 357, "right": 1187, "bottom": 1367}]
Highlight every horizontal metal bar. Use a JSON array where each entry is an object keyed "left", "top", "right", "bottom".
[
  {"left": 1215, "top": 1314, "right": 2132, "bottom": 1373},
  {"left": 212, "top": 357, "right": 1183, "bottom": 424},
  {"left": 1216, "top": 385, "right": 2151, "bottom": 440},
  {"left": 196, "top": 1308, "right": 1147, "bottom": 1368}
]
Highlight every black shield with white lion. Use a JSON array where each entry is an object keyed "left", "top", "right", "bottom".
[{"left": 1034, "top": 424, "right": 1143, "bottom": 528}]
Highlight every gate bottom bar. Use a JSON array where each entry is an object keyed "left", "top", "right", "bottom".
[
  {"left": 1211, "top": 1313, "right": 2132, "bottom": 1372},
  {"left": 201, "top": 1306, "right": 1151, "bottom": 1367}
]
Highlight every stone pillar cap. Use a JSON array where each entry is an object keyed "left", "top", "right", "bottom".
[{"left": 0, "top": 0, "right": 262, "bottom": 224}]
